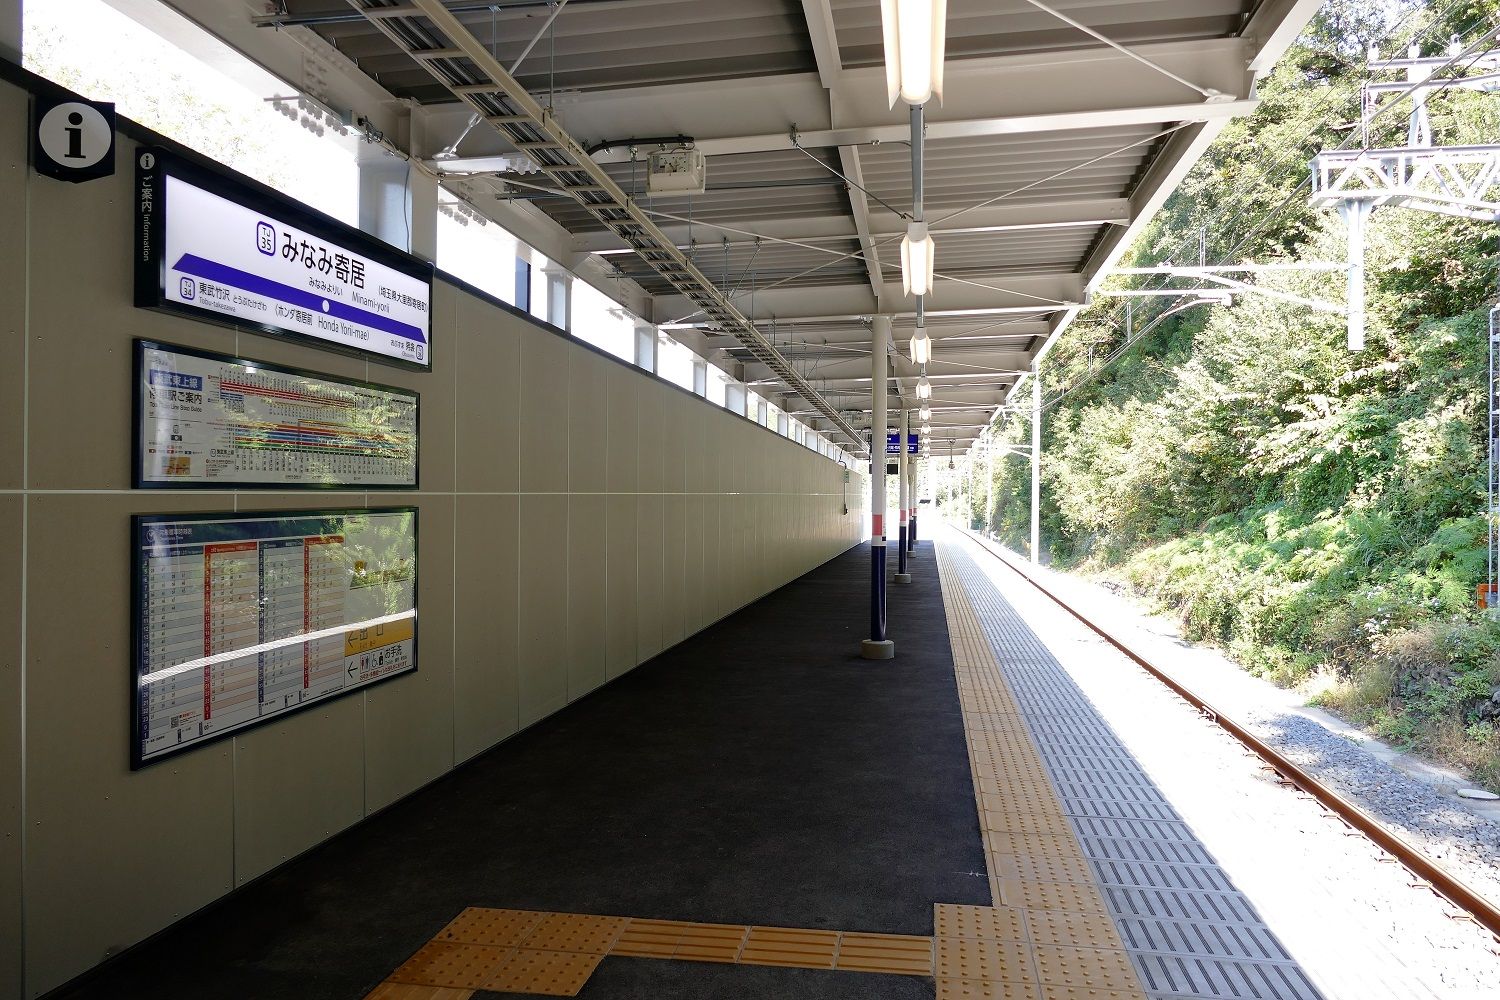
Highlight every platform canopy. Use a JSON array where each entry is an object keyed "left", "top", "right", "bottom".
[{"left": 172, "top": 0, "right": 1322, "bottom": 451}]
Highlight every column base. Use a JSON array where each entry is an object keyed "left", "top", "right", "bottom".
[
  {"left": 860, "top": 639, "right": 896, "bottom": 660},
  {"left": 894, "top": 573, "right": 912, "bottom": 584}
]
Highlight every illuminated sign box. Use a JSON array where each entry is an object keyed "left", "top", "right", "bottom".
[{"left": 134, "top": 146, "right": 434, "bottom": 369}]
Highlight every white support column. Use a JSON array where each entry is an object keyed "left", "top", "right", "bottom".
[
  {"left": 1030, "top": 363, "right": 1042, "bottom": 565},
  {"left": 543, "top": 264, "right": 573, "bottom": 332},
  {"left": 1340, "top": 200, "right": 1371, "bottom": 352},
  {"left": 692, "top": 358, "right": 708, "bottom": 397},
  {"left": 356, "top": 145, "right": 438, "bottom": 262},
  {"left": 634, "top": 321, "right": 657, "bottom": 373}
]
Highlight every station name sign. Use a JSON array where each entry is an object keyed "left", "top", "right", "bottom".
[
  {"left": 135, "top": 147, "right": 433, "bottom": 369},
  {"left": 886, "top": 432, "right": 920, "bottom": 455}
]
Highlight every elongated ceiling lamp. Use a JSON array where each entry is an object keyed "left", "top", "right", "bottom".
[
  {"left": 882, "top": 0, "right": 947, "bottom": 107},
  {"left": 909, "top": 325, "right": 932, "bottom": 364}
]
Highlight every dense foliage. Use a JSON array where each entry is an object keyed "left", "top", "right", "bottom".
[{"left": 951, "top": 0, "right": 1500, "bottom": 785}]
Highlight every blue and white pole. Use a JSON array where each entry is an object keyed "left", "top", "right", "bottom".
[
  {"left": 862, "top": 316, "right": 895, "bottom": 659},
  {"left": 896, "top": 405, "right": 912, "bottom": 584}
]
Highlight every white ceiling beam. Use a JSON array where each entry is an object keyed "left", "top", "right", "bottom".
[
  {"left": 572, "top": 197, "right": 1130, "bottom": 254},
  {"left": 1242, "top": 0, "right": 1328, "bottom": 74}
]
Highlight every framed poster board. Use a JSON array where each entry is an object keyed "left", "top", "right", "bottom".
[
  {"left": 131, "top": 507, "right": 418, "bottom": 769},
  {"left": 134, "top": 145, "right": 433, "bottom": 369},
  {"left": 134, "top": 340, "right": 419, "bottom": 490}
]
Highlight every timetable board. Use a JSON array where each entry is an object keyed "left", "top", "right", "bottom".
[
  {"left": 134, "top": 340, "right": 418, "bottom": 489},
  {"left": 131, "top": 508, "right": 418, "bottom": 768}
]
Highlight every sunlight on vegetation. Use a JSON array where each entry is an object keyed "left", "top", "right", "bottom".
[{"left": 949, "top": 0, "right": 1500, "bottom": 788}]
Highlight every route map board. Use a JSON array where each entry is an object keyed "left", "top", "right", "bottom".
[
  {"left": 134, "top": 340, "right": 419, "bottom": 489},
  {"left": 131, "top": 508, "right": 418, "bottom": 768},
  {"left": 135, "top": 146, "right": 433, "bottom": 369}
]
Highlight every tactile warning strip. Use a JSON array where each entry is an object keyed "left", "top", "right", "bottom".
[
  {"left": 935, "top": 554, "right": 1147, "bottom": 1000},
  {"left": 939, "top": 538, "right": 1326, "bottom": 1000},
  {"left": 368, "top": 909, "right": 938, "bottom": 996}
]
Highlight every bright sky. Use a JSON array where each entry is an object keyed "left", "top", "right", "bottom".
[{"left": 23, "top": 0, "right": 359, "bottom": 223}]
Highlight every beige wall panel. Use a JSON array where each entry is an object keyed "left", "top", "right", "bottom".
[
  {"left": 0, "top": 495, "right": 20, "bottom": 995},
  {"left": 518, "top": 495, "right": 568, "bottom": 726},
  {"left": 454, "top": 290, "right": 520, "bottom": 495},
  {"left": 684, "top": 406, "right": 706, "bottom": 495},
  {"left": 567, "top": 494, "right": 607, "bottom": 700},
  {"left": 453, "top": 494, "right": 519, "bottom": 762},
  {"left": 660, "top": 391, "right": 687, "bottom": 496},
  {"left": 635, "top": 498, "right": 664, "bottom": 662},
  {"left": 635, "top": 382, "right": 664, "bottom": 496},
  {"left": 233, "top": 696, "right": 365, "bottom": 885},
  {"left": 0, "top": 87, "right": 25, "bottom": 491},
  {"left": 24, "top": 494, "right": 233, "bottom": 997},
  {"left": 518, "top": 326, "right": 569, "bottom": 494},
  {"left": 701, "top": 493, "right": 722, "bottom": 623},
  {"left": 568, "top": 351, "right": 609, "bottom": 495},
  {"left": 603, "top": 494, "right": 638, "bottom": 679},
  {"left": 604, "top": 365, "right": 638, "bottom": 494},
  {"left": 662, "top": 494, "right": 687, "bottom": 647},
  {"left": 27, "top": 141, "right": 236, "bottom": 490},
  {"left": 363, "top": 493, "right": 455, "bottom": 812},
  {"left": 683, "top": 494, "right": 705, "bottom": 636},
  {"left": 229, "top": 492, "right": 366, "bottom": 885}
]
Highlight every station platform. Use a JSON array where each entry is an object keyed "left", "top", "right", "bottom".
[{"left": 51, "top": 529, "right": 1323, "bottom": 1000}]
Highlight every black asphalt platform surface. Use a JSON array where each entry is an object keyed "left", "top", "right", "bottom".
[{"left": 51, "top": 540, "right": 984, "bottom": 1000}]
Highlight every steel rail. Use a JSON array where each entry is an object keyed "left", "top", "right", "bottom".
[{"left": 954, "top": 524, "right": 1500, "bottom": 941}]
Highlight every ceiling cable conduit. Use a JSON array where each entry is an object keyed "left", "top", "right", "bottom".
[{"left": 345, "top": 0, "right": 864, "bottom": 450}]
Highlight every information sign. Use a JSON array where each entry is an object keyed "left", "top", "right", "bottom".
[
  {"left": 886, "top": 432, "right": 920, "bottom": 455},
  {"left": 131, "top": 508, "right": 418, "bottom": 768},
  {"left": 135, "top": 146, "right": 433, "bottom": 368},
  {"left": 134, "top": 340, "right": 418, "bottom": 489}
]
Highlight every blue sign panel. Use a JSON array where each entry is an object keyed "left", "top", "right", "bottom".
[{"left": 886, "top": 433, "right": 920, "bottom": 455}]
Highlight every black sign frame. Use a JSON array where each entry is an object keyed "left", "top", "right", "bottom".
[{"left": 134, "top": 145, "right": 435, "bottom": 371}]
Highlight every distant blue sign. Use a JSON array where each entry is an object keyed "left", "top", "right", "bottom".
[{"left": 886, "top": 432, "right": 919, "bottom": 455}]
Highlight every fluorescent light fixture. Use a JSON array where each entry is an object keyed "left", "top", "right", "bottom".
[
  {"left": 917, "top": 376, "right": 932, "bottom": 399},
  {"left": 901, "top": 221, "right": 935, "bottom": 297},
  {"left": 921, "top": 423, "right": 931, "bottom": 435},
  {"left": 881, "top": 0, "right": 948, "bottom": 107},
  {"left": 919, "top": 403, "right": 931, "bottom": 422},
  {"left": 909, "top": 325, "right": 932, "bottom": 365}
]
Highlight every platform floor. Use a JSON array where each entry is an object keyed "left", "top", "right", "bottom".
[{"left": 49, "top": 530, "right": 1326, "bottom": 1000}]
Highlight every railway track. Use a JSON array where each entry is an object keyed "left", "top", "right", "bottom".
[{"left": 954, "top": 524, "right": 1500, "bottom": 942}]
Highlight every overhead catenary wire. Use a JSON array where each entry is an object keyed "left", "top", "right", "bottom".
[{"left": 1029, "top": 3, "right": 1496, "bottom": 418}]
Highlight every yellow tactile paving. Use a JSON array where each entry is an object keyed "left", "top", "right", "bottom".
[
  {"left": 937, "top": 980, "right": 1043, "bottom": 1000},
  {"left": 834, "top": 932, "right": 936, "bottom": 974},
  {"left": 1023, "top": 909, "right": 1126, "bottom": 951},
  {"left": 524, "top": 912, "right": 629, "bottom": 954},
  {"left": 1032, "top": 945, "right": 1142, "bottom": 992},
  {"left": 934, "top": 543, "right": 1148, "bottom": 1000},
  {"left": 934, "top": 903, "right": 1029, "bottom": 943},
  {"left": 387, "top": 942, "right": 514, "bottom": 991},
  {"left": 484, "top": 948, "right": 602, "bottom": 996},
  {"left": 671, "top": 922, "right": 749, "bottom": 963},
  {"left": 992, "top": 853, "right": 1096, "bottom": 885},
  {"left": 367, "top": 541, "right": 1151, "bottom": 998},
  {"left": 739, "top": 926, "right": 840, "bottom": 969},
  {"left": 609, "top": 918, "right": 688, "bottom": 958},
  {"left": 936, "top": 936, "right": 1039, "bottom": 984},
  {"left": 363, "top": 983, "right": 475, "bottom": 1000},
  {"left": 433, "top": 907, "right": 545, "bottom": 948}
]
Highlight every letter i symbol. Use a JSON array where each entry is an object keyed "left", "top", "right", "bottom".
[{"left": 65, "top": 112, "right": 84, "bottom": 159}]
